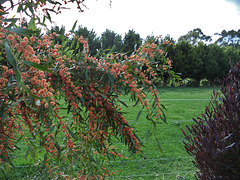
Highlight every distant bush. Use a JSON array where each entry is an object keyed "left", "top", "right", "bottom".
[
  {"left": 182, "top": 78, "right": 199, "bottom": 87},
  {"left": 200, "top": 79, "right": 210, "bottom": 87},
  {"left": 182, "top": 62, "right": 240, "bottom": 179}
]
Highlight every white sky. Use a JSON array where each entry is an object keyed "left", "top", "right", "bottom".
[{"left": 9, "top": 0, "right": 240, "bottom": 40}]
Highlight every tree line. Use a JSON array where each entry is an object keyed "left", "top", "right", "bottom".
[{"left": 49, "top": 26, "right": 240, "bottom": 86}]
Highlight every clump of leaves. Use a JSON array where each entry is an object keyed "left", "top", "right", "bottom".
[{"left": 182, "top": 61, "right": 240, "bottom": 179}]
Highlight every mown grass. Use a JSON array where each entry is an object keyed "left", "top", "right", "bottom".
[
  {"left": 108, "top": 87, "right": 216, "bottom": 179},
  {"left": 0, "top": 87, "right": 216, "bottom": 179}
]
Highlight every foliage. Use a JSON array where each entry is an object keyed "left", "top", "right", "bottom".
[
  {"left": 171, "top": 41, "right": 196, "bottom": 80},
  {"left": 178, "top": 28, "right": 212, "bottom": 45},
  {"left": 73, "top": 26, "right": 101, "bottom": 56},
  {"left": 182, "top": 78, "right": 199, "bottom": 87},
  {"left": 123, "top": 29, "right": 142, "bottom": 56},
  {"left": 205, "top": 44, "right": 229, "bottom": 84},
  {"left": 48, "top": 25, "right": 66, "bottom": 45},
  {"left": 44, "top": 25, "right": 240, "bottom": 86},
  {"left": 143, "top": 35, "right": 180, "bottom": 86},
  {"left": 100, "top": 29, "right": 123, "bottom": 53},
  {"left": 200, "top": 79, "right": 210, "bottom": 87},
  {"left": 171, "top": 40, "right": 230, "bottom": 86},
  {"left": 215, "top": 29, "right": 240, "bottom": 48},
  {"left": 0, "top": 1, "right": 176, "bottom": 179},
  {"left": 182, "top": 62, "right": 240, "bottom": 179},
  {"left": 223, "top": 45, "right": 240, "bottom": 66}
]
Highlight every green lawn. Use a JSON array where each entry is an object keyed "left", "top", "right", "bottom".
[
  {"left": 107, "top": 87, "right": 216, "bottom": 179},
  {"left": 0, "top": 87, "right": 216, "bottom": 179}
]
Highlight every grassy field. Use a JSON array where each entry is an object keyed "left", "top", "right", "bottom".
[
  {"left": 0, "top": 87, "right": 216, "bottom": 179},
  {"left": 107, "top": 87, "right": 216, "bottom": 179}
]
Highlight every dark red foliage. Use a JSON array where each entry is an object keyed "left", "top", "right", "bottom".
[{"left": 182, "top": 61, "right": 240, "bottom": 180}]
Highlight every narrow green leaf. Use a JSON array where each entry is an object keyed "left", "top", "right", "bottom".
[
  {"left": 136, "top": 108, "right": 143, "bottom": 121},
  {"left": 25, "top": 146, "right": 30, "bottom": 160},
  {"left": 17, "top": 3, "right": 23, "bottom": 13},
  {"left": 134, "top": 132, "right": 142, "bottom": 145},
  {"left": 90, "top": 92, "right": 95, "bottom": 99},
  {"left": 4, "top": 41, "right": 22, "bottom": 84},
  {"left": 160, "top": 109, "right": 167, "bottom": 123},
  {"left": 89, "top": 155, "right": 95, "bottom": 162},
  {"left": 18, "top": 122, "right": 23, "bottom": 131},
  {"left": 46, "top": 11, "right": 52, "bottom": 23},
  {"left": 46, "top": 0, "right": 61, "bottom": 5},
  {"left": 132, "top": 99, "right": 139, "bottom": 107},
  {"left": 4, "top": 41, "right": 17, "bottom": 68},
  {"left": 152, "top": 100, "right": 156, "bottom": 109},
  {"left": 46, "top": 8, "right": 57, "bottom": 13},
  {"left": 76, "top": 41, "right": 80, "bottom": 50},
  {"left": 64, "top": 46, "right": 69, "bottom": 52},
  {"left": 3, "top": 18, "right": 18, "bottom": 23},
  {"left": 26, "top": 2, "right": 34, "bottom": 17},
  {"left": 23, "top": 61, "right": 55, "bottom": 74},
  {"left": 28, "top": 18, "right": 37, "bottom": 31},
  {"left": 71, "top": 20, "right": 78, "bottom": 32},
  {"left": 80, "top": 96, "right": 85, "bottom": 104},
  {"left": 66, "top": 126, "right": 76, "bottom": 140},
  {"left": 146, "top": 129, "right": 150, "bottom": 143},
  {"left": 89, "top": 164, "right": 93, "bottom": 175},
  {"left": 70, "top": 38, "right": 75, "bottom": 49},
  {"left": 155, "top": 137, "right": 162, "bottom": 152},
  {"left": 15, "top": 69, "right": 22, "bottom": 85},
  {"left": 9, "top": 28, "right": 39, "bottom": 35},
  {"left": 67, "top": 104, "right": 71, "bottom": 114},
  {"left": 0, "top": 10, "right": 8, "bottom": 16},
  {"left": 119, "top": 100, "right": 128, "bottom": 108},
  {"left": 54, "top": 141, "right": 61, "bottom": 152},
  {"left": 160, "top": 103, "right": 167, "bottom": 111},
  {"left": 95, "top": 156, "right": 100, "bottom": 168}
]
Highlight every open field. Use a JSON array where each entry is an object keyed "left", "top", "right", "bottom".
[
  {"left": 0, "top": 87, "right": 216, "bottom": 179},
  {"left": 108, "top": 87, "right": 216, "bottom": 179}
]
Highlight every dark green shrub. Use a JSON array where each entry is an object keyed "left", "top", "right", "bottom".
[{"left": 182, "top": 62, "right": 240, "bottom": 179}]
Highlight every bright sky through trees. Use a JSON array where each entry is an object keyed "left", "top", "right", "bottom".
[{"left": 22, "top": 0, "right": 240, "bottom": 40}]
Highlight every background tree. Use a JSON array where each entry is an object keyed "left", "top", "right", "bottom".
[
  {"left": 48, "top": 25, "right": 66, "bottom": 45},
  {"left": 123, "top": 29, "right": 142, "bottom": 55},
  {"left": 74, "top": 25, "right": 101, "bottom": 56},
  {"left": 178, "top": 28, "right": 212, "bottom": 45},
  {"left": 215, "top": 29, "right": 240, "bottom": 48},
  {"left": 172, "top": 41, "right": 194, "bottom": 79},
  {"left": 222, "top": 45, "right": 240, "bottom": 66},
  {"left": 192, "top": 42, "right": 208, "bottom": 84},
  {"left": 101, "top": 29, "right": 123, "bottom": 53},
  {"left": 145, "top": 35, "right": 160, "bottom": 44},
  {"left": 205, "top": 44, "right": 229, "bottom": 85}
]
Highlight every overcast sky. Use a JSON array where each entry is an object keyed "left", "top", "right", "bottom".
[{"left": 45, "top": 0, "right": 240, "bottom": 40}]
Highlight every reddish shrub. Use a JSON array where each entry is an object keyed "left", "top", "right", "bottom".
[{"left": 182, "top": 62, "right": 240, "bottom": 179}]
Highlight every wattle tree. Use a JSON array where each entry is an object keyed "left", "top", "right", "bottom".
[{"left": 0, "top": 0, "right": 175, "bottom": 179}]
